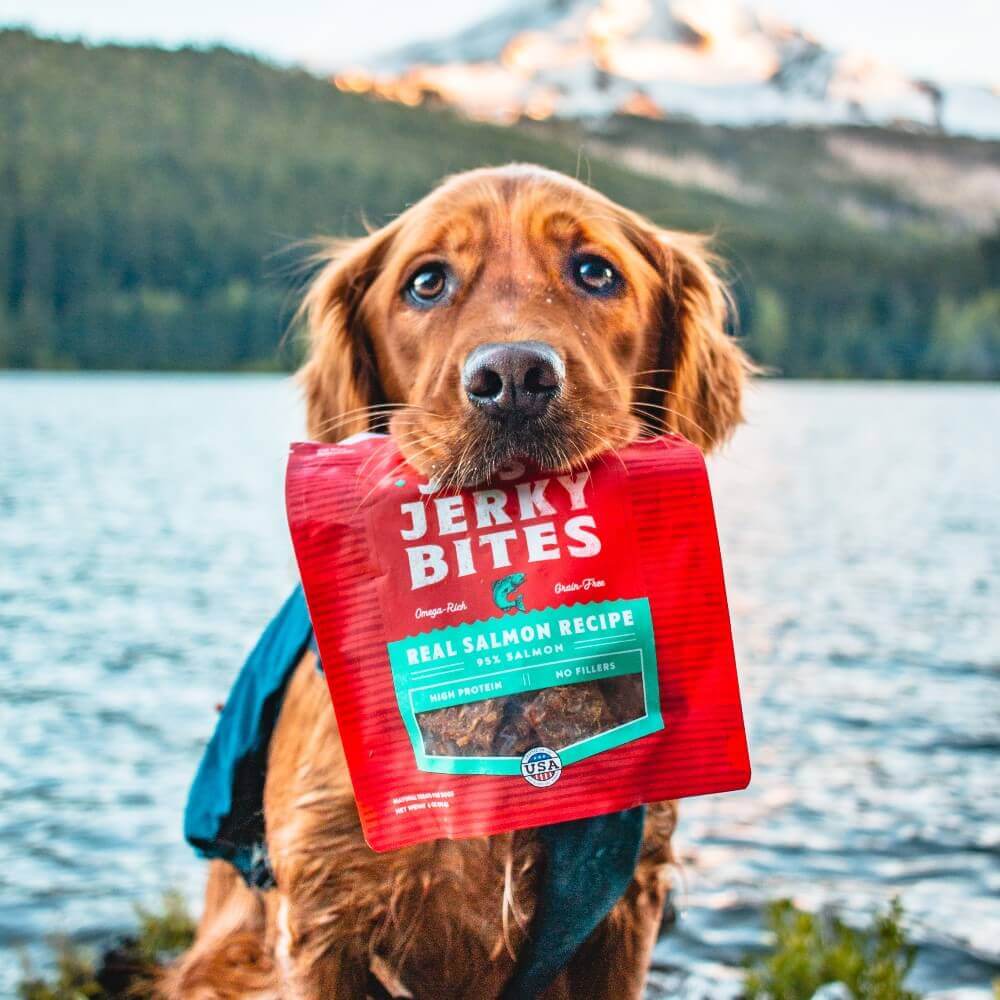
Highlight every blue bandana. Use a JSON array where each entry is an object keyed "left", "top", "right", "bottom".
[{"left": 184, "top": 586, "right": 643, "bottom": 996}]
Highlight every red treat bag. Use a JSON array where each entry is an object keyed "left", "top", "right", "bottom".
[{"left": 286, "top": 433, "right": 750, "bottom": 852}]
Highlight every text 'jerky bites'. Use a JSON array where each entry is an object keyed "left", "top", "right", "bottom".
[{"left": 286, "top": 433, "right": 750, "bottom": 852}]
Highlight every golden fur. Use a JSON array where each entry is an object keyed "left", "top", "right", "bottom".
[{"left": 162, "top": 164, "right": 750, "bottom": 998}]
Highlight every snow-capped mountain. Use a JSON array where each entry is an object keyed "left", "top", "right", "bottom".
[{"left": 333, "top": 0, "right": 999, "bottom": 138}]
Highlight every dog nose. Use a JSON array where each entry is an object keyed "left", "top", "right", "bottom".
[{"left": 463, "top": 341, "right": 564, "bottom": 419}]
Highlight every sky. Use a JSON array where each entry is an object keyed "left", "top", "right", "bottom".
[{"left": 1, "top": 0, "right": 997, "bottom": 87}]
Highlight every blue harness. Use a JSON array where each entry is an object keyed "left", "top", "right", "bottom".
[{"left": 184, "top": 587, "right": 644, "bottom": 998}]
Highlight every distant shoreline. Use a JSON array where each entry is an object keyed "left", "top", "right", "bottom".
[{"left": 4, "top": 29, "right": 998, "bottom": 381}]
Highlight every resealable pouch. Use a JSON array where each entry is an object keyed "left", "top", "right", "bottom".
[{"left": 286, "top": 433, "right": 749, "bottom": 852}]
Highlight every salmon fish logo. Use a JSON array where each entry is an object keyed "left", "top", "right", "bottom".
[{"left": 492, "top": 572, "right": 526, "bottom": 613}]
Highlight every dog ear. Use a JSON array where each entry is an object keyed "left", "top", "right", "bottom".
[
  {"left": 297, "top": 224, "right": 398, "bottom": 442},
  {"left": 634, "top": 229, "right": 753, "bottom": 453}
]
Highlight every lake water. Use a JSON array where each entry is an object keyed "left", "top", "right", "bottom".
[{"left": 1, "top": 374, "right": 997, "bottom": 998}]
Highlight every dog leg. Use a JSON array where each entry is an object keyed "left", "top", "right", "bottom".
[
  {"left": 158, "top": 860, "right": 278, "bottom": 999},
  {"left": 264, "top": 656, "right": 376, "bottom": 998},
  {"left": 272, "top": 894, "right": 372, "bottom": 1000}
]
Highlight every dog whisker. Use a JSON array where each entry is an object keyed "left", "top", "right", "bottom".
[
  {"left": 356, "top": 426, "right": 434, "bottom": 479},
  {"left": 593, "top": 380, "right": 715, "bottom": 424},
  {"left": 629, "top": 400, "right": 717, "bottom": 448},
  {"left": 313, "top": 402, "right": 438, "bottom": 437},
  {"left": 630, "top": 382, "right": 708, "bottom": 407}
]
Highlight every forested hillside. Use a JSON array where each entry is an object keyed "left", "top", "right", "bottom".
[{"left": 1, "top": 29, "right": 997, "bottom": 376}]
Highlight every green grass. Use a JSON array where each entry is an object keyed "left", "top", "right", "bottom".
[
  {"left": 745, "top": 899, "right": 920, "bottom": 1000},
  {"left": 18, "top": 943, "right": 105, "bottom": 1000},
  {"left": 17, "top": 892, "right": 195, "bottom": 1000}
]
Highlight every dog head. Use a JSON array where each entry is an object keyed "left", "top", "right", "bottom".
[{"left": 299, "top": 164, "right": 751, "bottom": 485}]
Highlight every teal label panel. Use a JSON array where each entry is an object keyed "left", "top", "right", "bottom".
[{"left": 387, "top": 598, "right": 664, "bottom": 775}]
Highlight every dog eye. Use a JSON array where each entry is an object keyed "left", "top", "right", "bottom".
[
  {"left": 406, "top": 263, "right": 449, "bottom": 305},
  {"left": 572, "top": 254, "right": 622, "bottom": 296}
]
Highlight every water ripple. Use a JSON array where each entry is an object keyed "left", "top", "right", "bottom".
[{"left": 0, "top": 375, "right": 997, "bottom": 997}]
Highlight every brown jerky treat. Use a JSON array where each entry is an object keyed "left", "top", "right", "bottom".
[
  {"left": 521, "top": 682, "right": 616, "bottom": 750},
  {"left": 598, "top": 674, "right": 647, "bottom": 724},
  {"left": 418, "top": 698, "right": 503, "bottom": 756},
  {"left": 418, "top": 679, "right": 637, "bottom": 757},
  {"left": 491, "top": 695, "right": 539, "bottom": 757}
]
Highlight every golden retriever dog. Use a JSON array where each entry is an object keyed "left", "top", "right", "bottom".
[{"left": 162, "top": 163, "right": 751, "bottom": 999}]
